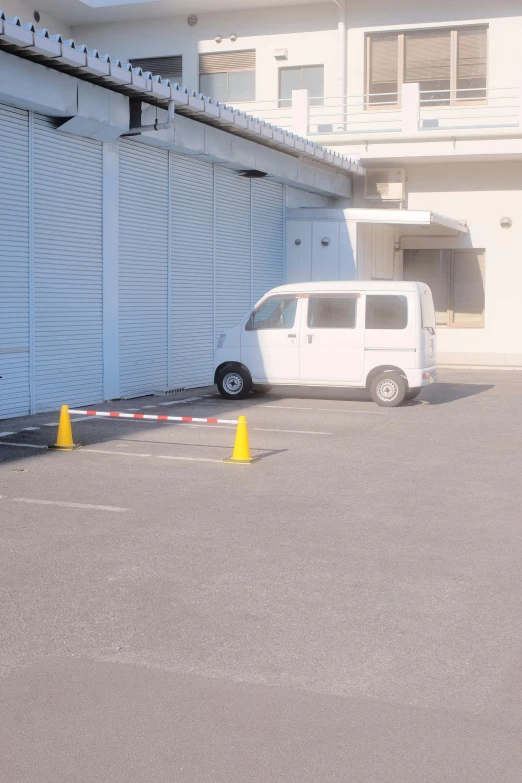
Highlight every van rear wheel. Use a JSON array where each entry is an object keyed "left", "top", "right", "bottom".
[
  {"left": 217, "top": 366, "right": 252, "bottom": 400},
  {"left": 370, "top": 371, "right": 407, "bottom": 407}
]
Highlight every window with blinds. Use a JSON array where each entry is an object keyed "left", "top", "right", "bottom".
[
  {"left": 403, "top": 249, "right": 485, "bottom": 327},
  {"left": 130, "top": 55, "right": 182, "bottom": 83},
  {"left": 199, "top": 50, "right": 256, "bottom": 103},
  {"left": 367, "top": 26, "right": 487, "bottom": 106}
]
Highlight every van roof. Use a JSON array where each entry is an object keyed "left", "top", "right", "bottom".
[{"left": 268, "top": 280, "right": 419, "bottom": 295}]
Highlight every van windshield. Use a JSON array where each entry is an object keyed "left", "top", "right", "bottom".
[{"left": 246, "top": 297, "right": 298, "bottom": 330}]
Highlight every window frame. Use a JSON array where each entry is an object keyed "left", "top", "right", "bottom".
[
  {"left": 245, "top": 295, "right": 298, "bottom": 332},
  {"left": 365, "top": 25, "right": 488, "bottom": 110},
  {"left": 403, "top": 249, "right": 486, "bottom": 328},
  {"left": 306, "top": 293, "right": 359, "bottom": 330},
  {"left": 199, "top": 69, "right": 256, "bottom": 103},
  {"left": 278, "top": 65, "right": 325, "bottom": 108}
]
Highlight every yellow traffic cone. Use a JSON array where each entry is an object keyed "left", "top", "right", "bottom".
[
  {"left": 48, "top": 405, "right": 82, "bottom": 451},
  {"left": 224, "top": 416, "right": 260, "bottom": 464}
]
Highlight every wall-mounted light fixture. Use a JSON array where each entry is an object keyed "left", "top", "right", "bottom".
[
  {"left": 273, "top": 48, "right": 288, "bottom": 60},
  {"left": 321, "top": 237, "right": 330, "bottom": 247},
  {"left": 187, "top": 14, "right": 198, "bottom": 26},
  {"left": 294, "top": 238, "right": 302, "bottom": 246},
  {"left": 215, "top": 35, "right": 222, "bottom": 44},
  {"left": 230, "top": 33, "right": 238, "bottom": 42},
  {"left": 500, "top": 216, "right": 512, "bottom": 229}
]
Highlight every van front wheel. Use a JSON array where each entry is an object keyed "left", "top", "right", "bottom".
[
  {"left": 217, "top": 366, "right": 252, "bottom": 400},
  {"left": 370, "top": 371, "right": 407, "bottom": 407}
]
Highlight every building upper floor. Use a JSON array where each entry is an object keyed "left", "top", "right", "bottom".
[{"left": 4, "top": 0, "right": 522, "bottom": 161}]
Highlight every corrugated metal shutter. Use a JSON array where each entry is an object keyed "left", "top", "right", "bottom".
[
  {"left": 252, "top": 179, "right": 284, "bottom": 303},
  {"left": 215, "top": 166, "right": 252, "bottom": 334},
  {"left": 170, "top": 154, "right": 215, "bottom": 388},
  {"left": 130, "top": 55, "right": 182, "bottom": 82},
  {"left": 33, "top": 115, "right": 103, "bottom": 412},
  {"left": 119, "top": 140, "right": 169, "bottom": 397},
  {"left": 0, "top": 104, "right": 30, "bottom": 419},
  {"left": 199, "top": 50, "right": 255, "bottom": 73}
]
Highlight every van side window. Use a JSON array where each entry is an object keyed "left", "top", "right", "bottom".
[
  {"left": 246, "top": 296, "right": 298, "bottom": 330},
  {"left": 366, "top": 295, "right": 408, "bottom": 329},
  {"left": 308, "top": 296, "right": 357, "bottom": 329}
]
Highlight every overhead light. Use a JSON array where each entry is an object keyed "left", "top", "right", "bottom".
[
  {"left": 215, "top": 35, "right": 222, "bottom": 44},
  {"left": 187, "top": 14, "right": 198, "bottom": 26},
  {"left": 500, "top": 216, "right": 512, "bottom": 229},
  {"left": 230, "top": 33, "right": 238, "bottom": 42}
]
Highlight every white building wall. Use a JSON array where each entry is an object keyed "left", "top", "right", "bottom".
[
  {"left": 71, "top": 4, "right": 338, "bottom": 100},
  {"left": 403, "top": 161, "right": 522, "bottom": 366}
]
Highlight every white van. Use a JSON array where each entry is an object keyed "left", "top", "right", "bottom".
[{"left": 214, "top": 281, "right": 437, "bottom": 407}]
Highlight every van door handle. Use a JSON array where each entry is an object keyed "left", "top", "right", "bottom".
[
  {"left": 288, "top": 333, "right": 296, "bottom": 338},
  {"left": 306, "top": 335, "right": 313, "bottom": 344}
]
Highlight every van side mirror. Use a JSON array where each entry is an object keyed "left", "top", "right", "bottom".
[{"left": 426, "top": 326, "right": 435, "bottom": 336}]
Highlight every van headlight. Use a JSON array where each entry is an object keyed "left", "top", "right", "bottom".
[{"left": 217, "top": 333, "right": 226, "bottom": 349}]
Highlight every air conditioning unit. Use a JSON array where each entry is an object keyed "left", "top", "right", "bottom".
[{"left": 365, "top": 168, "right": 405, "bottom": 202}]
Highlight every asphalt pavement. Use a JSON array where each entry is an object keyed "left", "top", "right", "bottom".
[{"left": 0, "top": 369, "right": 521, "bottom": 782}]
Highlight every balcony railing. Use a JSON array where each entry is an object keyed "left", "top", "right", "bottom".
[{"left": 229, "top": 85, "right": 521, "bottom": 139}]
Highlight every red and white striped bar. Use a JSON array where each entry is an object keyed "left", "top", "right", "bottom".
[{"left": 68, "top": 410, "right": 238, "bottom": 425}]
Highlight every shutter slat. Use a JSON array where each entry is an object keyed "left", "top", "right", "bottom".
[
  {"left": 0, "top": 103, "right": 30, "bottom": 418},
  {"left": 403, "top": 250, "right": 450, "bottom": 325},
  {"left": 369, "top": 34, "right": 398, "bottom": 86},
  {"left": 451, "top": 250, "right": 485, "bottom": 325},
  {"left": 457, "top": 28, "right": 487, "bottom": 79},
  {"left": 130, "top": 55, "right": 182, "bottom": 81},
  {"left": 405, "top": 30, "right": 451, "bottom": 82},
  {"left": 199, "top": 50, "right": 256, "bottom": 74}
]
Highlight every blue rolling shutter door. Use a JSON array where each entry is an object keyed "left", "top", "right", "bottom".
[
  {"left": 0, "top": 104, "right": 30, "bottom": 418},
  {"left": 170, "top": 154, "right": 214, "bottom": 388},
  {"left": 33, "top": 116, "right": 103, "bottom": 412},
  {"left": 119, "top": 140, "right": 169, "bottom": 397},
  {"left": 252, "top": 179, "right": 284, "bottom": 302},
  {"left": 215, "top": 166, "right": 252, "bottom": 335}
]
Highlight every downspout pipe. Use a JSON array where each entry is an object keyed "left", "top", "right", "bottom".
[{"left": 332, "top": 0, "right": 347, "bottom": 131}]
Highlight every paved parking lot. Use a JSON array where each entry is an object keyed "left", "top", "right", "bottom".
[{"left": 1, "top": 369, "right": 521, "bottom": 782}]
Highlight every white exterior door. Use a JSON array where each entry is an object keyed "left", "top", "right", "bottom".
[
  {"left": 299, "top": 294, "right": 364, "bottom": 384},
  {"left": 241, "top": 295, "right": 300, "bottom": 382}
]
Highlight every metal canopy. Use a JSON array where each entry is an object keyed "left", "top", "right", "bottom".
[{"left": 286, "top": 208, "right": 468, "bottom": 236}]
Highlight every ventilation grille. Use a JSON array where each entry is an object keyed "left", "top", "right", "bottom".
[
  {"left": 130, "top": 55, "right": 182, "bottom": 81},
  {"left": 199, "top": 50, "right": 256, "bottom": 74}
]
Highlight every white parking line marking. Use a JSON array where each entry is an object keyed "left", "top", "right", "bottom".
[
  {"left": 22, "top": 427, "right": 40, "bottom": 432},
  {"left": 261, "top": 405, "right": 387, "bottom": 415},
  {"left": 157, "top": 455, "right": 225, "bottom": 464},
  {"left": 253, "top": 428, "right": 331, "bottom": 435},
  {"left": 127, "top": 408, "right": 141, "bottom": 412},
  {"left": 11, "top": 498, "right": 127, "bottom": 512},
  {"left": 141, "top": 405, "right": 158, "bottom": 409},
  {"left": 158, "top": 397, "right": 201, "bottom": 406},
  {"left": 42, "top": 422, "right": 59, "bottom": 427},
  {"left": 83, "top": 449, "right": 152, "bottom": 457},
  {"left": 0, "top": 432, "right": 16, "bottom": 437},
  {"left": 0, "top": 442, "right": 47, "bottom": 449}
]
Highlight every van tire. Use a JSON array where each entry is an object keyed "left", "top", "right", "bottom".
[
  {"left": 370, "top": 371, "right": 407, "bottom": 407},
  {"left": 217, "top": 365, "right": 252, "bottom": 400},
  {"left": 405, "top": 387, "right": 422, "bottom": 401}
]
